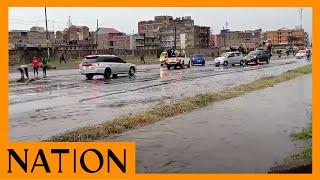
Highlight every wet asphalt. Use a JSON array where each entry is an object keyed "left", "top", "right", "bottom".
[
  {"left": 109, "top": 74, "right": 312, "bottom": 173},
  {"left": 9, "top": 58, "right": 311, "bottom": 141}
]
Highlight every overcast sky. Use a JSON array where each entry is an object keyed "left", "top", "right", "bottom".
[{"left": 9, "top": 7, "right": 312, "bottom": 36}]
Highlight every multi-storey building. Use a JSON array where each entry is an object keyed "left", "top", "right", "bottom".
[
  {"left": 264, "top": 27, "right": 307, "bottom": 47},
  {"left": 130, "top": 34, "right": 145, "bottom": 50},
  {"left": 139, "top": 16, "right": 210, "bottom": 49},
  {"left": 216, "top": 29, "right": 262, "bottom": 49},
  {"left": 56, "top": 25, "right": 90, "bottom": 43},
  {"left": 9, "top": 27, "right": 55, "bottom": 49},
  {"left": 96, "top": 28, "right": 130, "bottom": 50}
]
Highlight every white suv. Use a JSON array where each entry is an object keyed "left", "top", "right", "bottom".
[{"left": 79, "top": 55, "right": 136, "bottom": 80}]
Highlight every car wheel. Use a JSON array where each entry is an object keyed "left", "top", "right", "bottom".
[
  {"left": 215, "top": 64, "right": 219, "bottom": 67},
  {"left": 167, "top": 64, "right": 171, "bottom": 70},
  {"left": 129, "top": 67, "right": 135, "bottom": 76},
  {"left": 202, "top": 62, "right": 205, "bottom": 66},
  {"left": 223, "top": 61, "right": 228, "bottom": 66},
  {"left": 191, "top": 62, "right": 194, "bottom": 66},
  {"left": 232, "top": 64, "right": 235, "bottom": 66},
  {"left": 180, "top": 61, "right": 184, "bottom": 69},
  {"left": 187, "top": 61, "right": 191, "bottom": 68},
  {"left": 86, "top": 74, "right": 93, "bottom": 80},
  {"left": 245, "top": 62, "right": 249, "bottom": 65},
  {"left": 266, "top": 59, "right": 270, "bottom": 64},
  {"left": 112, "top": 74, "right": 118, "bottom": 78},
  {"left": 160, "top": 64, "right": 163, "bottom": 67},
  {"left": 104, "top": 68, "right": 111, "bottom": 79},
  {"left": 240, "top": 60, "right": 245, "bottom": 67}
]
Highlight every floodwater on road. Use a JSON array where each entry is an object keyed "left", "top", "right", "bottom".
[
  {"left": 9, "top": 58, "right": 310, "bottom": 141},
  {"left": 109, "top": 74, "right": 312, "bottom": 173}
]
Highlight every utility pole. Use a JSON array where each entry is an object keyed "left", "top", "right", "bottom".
[
  {"left": 44, "top": 7, "right": 50, "bottom": 60},
  {"left": 299, "top": 8, "right": 303, "bottom": 29},
  {"left": 67, "top": 16, "right": 72, "bottom": 43},
  {"left": 174, "top": 27, "right": 177, "bottom": 50},
  {"left": 96, "top": 18, "right": 98, "bottom": 53}
]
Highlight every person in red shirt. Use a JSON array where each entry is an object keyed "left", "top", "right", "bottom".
[{"left": 32, "top": 56, "right": 41, "bottom": 77}]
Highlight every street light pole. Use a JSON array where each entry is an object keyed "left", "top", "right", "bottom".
[{"left": 45, "top": 7, "right": 50, "bottom": 60}]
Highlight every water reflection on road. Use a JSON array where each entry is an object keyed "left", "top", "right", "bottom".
[{"left": 9, "top": 59, "right": 310, "bottom": 141}]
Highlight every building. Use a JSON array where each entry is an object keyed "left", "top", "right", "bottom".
[
  {"left": 138, "top": 16, "right": 173, "bottom": 38},
  {"left": 30, "top": 26, "right": 45, "bottom": 33},
  {"left": 264, "top": 27, "right": 307, "bottom": 47},
  {"left": 9, "top": 27, "right": 55, "bottom": 49},
  {"left": 96, "top": 28, "right": 130, "bottom": 50},
  {"left": 130, "top": 34, "right": 145, "bottom": 50},
  {"left": 56, "top": 25, "right": 90, "bottom": 44},
  {"left": 193, "top": 25, "right": 210, "bottom": 49},
  {"left": 112, "top": 35, "right": 130, "bottom": 49},
  {"left": 139, "top": 16, "right": 209, "bottom": 49},
  {"left": 217, "top": 29, "right": 262, "bottom": 50},
  {"left": 210, "top": 34, "right": 218, "bottom": 47}
]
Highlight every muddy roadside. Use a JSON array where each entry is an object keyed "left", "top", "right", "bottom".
[{"left": 106, "top": 74, "right": 311, "bottom": 173}]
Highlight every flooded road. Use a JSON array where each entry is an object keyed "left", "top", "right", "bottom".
[
  {"left": 9, "top": 58, "right": 310, "bottom": 141},
  {"left": 109, "top": 74, "right": 312, "bottom": 173}
]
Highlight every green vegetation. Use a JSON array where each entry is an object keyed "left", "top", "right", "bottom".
[
  {"left": 46, "top": 64, "right": 312, "bottom": 142},
  {"left": 291, "top": 127, "right": 312, "bottom": 140},
  {"left": 289, "top": 126, "right": 312, "bottom": 161},
  {"left": 289, "top": 144, "right": 312, "bottom": 162}
]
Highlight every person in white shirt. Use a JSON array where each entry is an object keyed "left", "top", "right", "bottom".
[{"left": 17, "top": 64, "right": 29, "bottom": 81}]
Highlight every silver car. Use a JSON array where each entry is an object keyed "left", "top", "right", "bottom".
[
  {"left": 214, "top": 52, "right": 245, "bottom": 67},
  {"left": 79, "top": 55, "right": 136, "bottom": 80}
]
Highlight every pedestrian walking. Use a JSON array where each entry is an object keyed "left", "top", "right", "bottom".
[
  {"left": 306, "top": 49, "right": 311, "bottom": 60},
  {"left": 17, "top": 64, "right": 29, "bottom": 82},
  {"left": 277, "top": 50, "right": 282, "bottom": 58},
  {"left": 42, "top": 57, "right": 48, "bottom": 77},
  {"left": 140, "top": 55, "right": 145, "bottom": 64},
  {"left": 60, "top": 53, "right": 67, "bottom": 64},
  {"left": 32, "top": 56, "right": 40, "bottom": 77}
]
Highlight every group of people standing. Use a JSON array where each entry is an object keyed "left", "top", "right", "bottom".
[{"left": 17, "top": 56, "right": 48, "bottom": 81}]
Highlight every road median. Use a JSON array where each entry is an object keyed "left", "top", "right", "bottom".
[{"left": 46, "top": 64, "right": 312, "bottom": 142}]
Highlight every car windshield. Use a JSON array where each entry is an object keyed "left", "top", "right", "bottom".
[
  {"left": 193, "top": 55, "right": 203, "bottom": 58},
  {"left": 82, "top": 58, "right": 97, "bottom": 63},
  {"left": 221, "top": 53, "right": 230, "bottom": 57},
  {"left": 248, "top": 51, "right": 259, "bottom": 56},
  {"left": 160, "top": 52, "right": 167, "bottom": 57}
]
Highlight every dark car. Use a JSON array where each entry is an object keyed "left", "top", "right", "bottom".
[
  {"left": 244, "top": 50, "right": 270, "bottom": 65},
  {"left": 191, "top": 54, "right": 205, "bottom": 66}
]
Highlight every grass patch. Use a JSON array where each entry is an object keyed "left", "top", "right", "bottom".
[
  {"left": 289, "top": 144, "right": 312, "bottom": 162},
  {"left": 46, "top": 64, "right": 311, "bottom": 142},
  {"left": 291, "top": 127, "right": 312, "bottom": 140},
  {"left": 288, "top": 126, "right": 312, "bottom": 162}
]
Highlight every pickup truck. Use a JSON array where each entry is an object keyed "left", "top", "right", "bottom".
[{"left": 165, "top": 51, "right": 191, "bottom": 70}]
